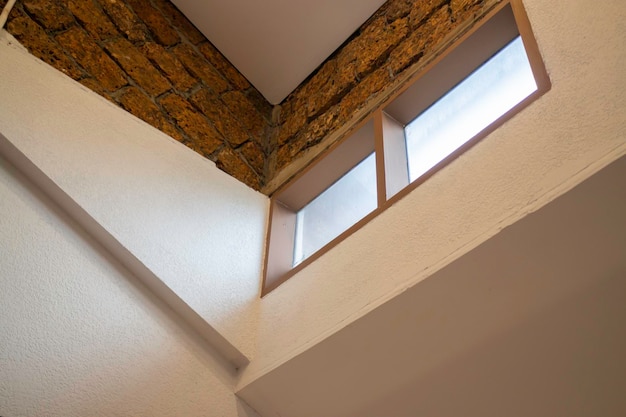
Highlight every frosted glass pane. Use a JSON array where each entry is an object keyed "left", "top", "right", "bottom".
[
  {"left": 294, "top": 153, "right": 377, "bottom": 266},
  {"left": 405, "top": 36, "right": 537, "bottom": 181}
]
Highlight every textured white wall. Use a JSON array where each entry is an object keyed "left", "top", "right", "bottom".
[
  {"left": 0, "top": 155, "right": 259, "bottom": 417},
  {"left": 239, "top": 0, "right": 626, "bottom": 387},
  {"left": 0, "top": 32, "right": 268, "bottom": 362}
]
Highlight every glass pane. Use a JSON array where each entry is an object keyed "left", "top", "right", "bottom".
[
  {"left": 405, "top": 36, "right": 537, "bottom": 181},
  {"left": 293, "top": 153, "right": 377, "bottom": 266}
]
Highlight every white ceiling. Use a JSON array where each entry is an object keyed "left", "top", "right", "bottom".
[
  {"left": 239, "top": 155, "right": 626, "bottom": 416},
  {"left": 170, "top": 0, "right": 387, "bottom": 104}
]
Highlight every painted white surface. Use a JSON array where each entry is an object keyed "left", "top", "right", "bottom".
[
  {"left": 238, "top": 0, "right": 626, "bottom": 388},
  {"left": 0, "top": 31, "right": 268, "bottom": 361},
  {"left": 238, "top": 155, "right": 626, "bottom": 416},
  {"left": 0, "top": 154, "right": 260, "bottom": 417},
  {"left": 171, "top": 0, "right": 386, "bottom": 103}
]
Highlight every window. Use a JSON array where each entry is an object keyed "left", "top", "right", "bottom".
[{"left": 263, "top": 0, "right": 550, "bottom": 295}]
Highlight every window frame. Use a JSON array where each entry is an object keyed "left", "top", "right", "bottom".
[{"left": 262, "top": 0, "right": 550, "bottom": 296}]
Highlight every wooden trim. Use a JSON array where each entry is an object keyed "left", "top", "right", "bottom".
[
  {"left": 510, "top": 0, "right": 552, "bottom": 92},
  {"left": 381, "top": 111, "right": 409, "bottom": 199},
  {"left": 373, "top": 109, "right": 387, "bottom": 208},
  {"left": 262, "top": 0, "right": 551, "bottom": 296}
]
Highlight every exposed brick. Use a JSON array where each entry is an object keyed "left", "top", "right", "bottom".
[
  {"left": 451, "top": 0, "right": 486, "bottom": 23},
  {"left": 22, "top": 0, "right": 74, "bottom": 31},
  {"left": 172, "top": 43, "right": 229, "bottom": 93},
  {"left": 303, "top": 59, "right": 356, "bottom": 119},
  {"left": 214, "top": 146, "right": 261, "bottom": 190},
  {"left": 117, "top": 87, "right": 183, "bottom": 141},
  {"left": 276, "top": 105, "right": 344, "bottom": 170},
  {"left": 340, "top": 16, "right": 408, "bottom": 78},
  {"left": 190, "top": 88, "right": 250, "bottom": 146},
  {"left": 408, "top": 0, "right": 448, "bottom": 28},
  {"left": 98, "top": 0, "right": 148, "bottom": 42},
  {"left": 79, "top": 77, "right": 114, "bottom": 102},
  {"left": 388, "top": 5, "right": 451, "bottom": 75},
  {"left": 277, "top": 94, "right": 307, "bottom": 145},
  {"left": 7, "top": 17, "right": 83, "bottom": 79},
  {"left": 450, "top": 0, "right": 484, "bottom": 15},
  {"left": 68, "top": 0, "right": 119, "bottom": 41},
  {"left": 198, "top": 42, "right": 251, "bottom": 90},
  {"left": 56, "top": 26, "right": 127, "bottom": 91},
  {"left": 142, "top": 42, "right": 196, "bottom": 91},
  {"left": 105, "top": 38, "right": 171, "bottom": 96},
  {"left": 383, "top": 0, "right": 413, "bottom": 23},
  {"left": 152, "top": 0, "right": 205, "bottom": 44},
  {"left": 338, "top": 68, "right": 389, "bottom": 122},
  {"left": 239, "top": 141, "right": 265, "bottom": 176},
  {"left": 245, "top": 87, "right": 274, "bottom": 122},
  {"left": 221, "top": 90, "right": 268, "bottom": 140},
  {"left": 126, "top": 0, "right": 179, "bottom": 46},
  {"left": 160, "top": 93, "right": 223, "bottom": 155}
]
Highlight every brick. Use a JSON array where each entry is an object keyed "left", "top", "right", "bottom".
[
  {"left": 105, "top": 38, "right": 171, "bottom": 96},
  {"left": 338, "top": 68, "right": 389, "bottom": 122},
  {"left": 172, "top": 43, "right": 229, "bottom": 93},
  {"left": 450, "top": 0, "right": 483, "bottom": 15},
  {"left": 383, "top": 0, "right": 413, "bottom": 22},
  {"left": 56, "top": 26, "right": 128, "bottom": 91},
  {"left": 409, "top": 0, "right": 448, "bottom": 27},
  {"left": 7, "top": 17, "right": 83, "bottom": 79},
  {"left": 388, "top": 5, "right": 451, "bottom": 75},
  {"left": 198, "top": 42, "right": 250, "bottom": 90},
  {"left": 160, "top": 93, "right": 224, "bottom": 155},
  {"left": 239, "top": 140, "right": 265, "bottom": 176},
  {"left": 79, "top": 77, "right": 114, "bottom": 102},
  {"left": 190, "top": 88, "right": 250, "bottom": 146},
  {"left": 221, "top": 90, "right": 268, "bottom": 140},
  {"left": 22, "top": 0, "right": 74, "bottom": 31},
  {"left": 245, "top": 88, "right": 273, "bottom": 122},
  {"left": 98, "top": 0, "right": 148, "bottom": 42},
  {"left": 152, "top": 0, "right": 205, "bottom": 44},
  {"left": 126, "top": 0, "right": 179, "bottom": 46},
  {"left": 142, "top": 42, "right": 196, "bottom": 91},
  {"left": 304, "top": 59, "right": 356, "bottom": 119},
  {"left": 68, "top": 0, "right": 119, "bottom": 41},
  {"left": 339, "top": 16, "right": 408, "bottom": 78},
  {"left": 451, "top": 0, "right": 486, "bottom": 23},
  {"left": 117, "top": 87, "right": 184, "bottom": 141},
  {"left": 299, "top": 105, "right": 341, "bottom": 151},
  {"left": 277, "top": 94, "right": 307, "bottom": 145},
  {"left": 214, "top": 146, "right": 261, "bottom": 190}
]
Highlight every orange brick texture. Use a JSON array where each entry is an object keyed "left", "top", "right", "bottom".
[
  {"left": 1, "top": 0, "right": 490, "bottom": 192},
  {"left": 2, "top": 0, "right": 271, "bottom": 190},
  {"left": 273, "top": 0, "right": 491, "bottom": 177}
]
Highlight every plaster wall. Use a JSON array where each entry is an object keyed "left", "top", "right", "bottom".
[
  {"left": 0, "top": 153, "right": 259, "bottom": 416},
  {"left": 239, "top": 0, "right": 626, "bottom": 387},
  {"left": 0, "top": 31, "right": 268, "bottom": 362}
]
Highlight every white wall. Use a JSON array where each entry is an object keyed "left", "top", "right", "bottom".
[
  {"left": 239, "top": 0, "right": 626, "bottom": 388},
  {"left": 0, "top": 31, "right": 268, "bottom": 364},
  {"left": 0, "top": 154, "right": 259, "bottom": 417}
]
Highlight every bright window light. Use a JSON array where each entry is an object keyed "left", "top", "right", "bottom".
[
  {"left": 405, "top": 36, "right": 537, "bottom": 181},
  {"left": 293, "top": 153, "right": 377, "bottom": 266}
]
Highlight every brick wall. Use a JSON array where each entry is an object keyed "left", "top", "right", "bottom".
[
  {"left": 269, "top": 0, "right": 493, "bottom": 191},
  {"left": 1, "top": 0, "right": 272, "bottom": 190},
  {"left": 2, "top": 0, "right": 493, "bottom": 193}
]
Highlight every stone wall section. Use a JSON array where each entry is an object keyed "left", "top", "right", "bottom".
[
  {"left": 1, "top": 0, "right": 271, "bottom": 190},
  {"left": 2, "top": 0, "right": 495, "bottom": 192},
  {"left": 270, "top": 0, "right": 494, "bottom": 188}
]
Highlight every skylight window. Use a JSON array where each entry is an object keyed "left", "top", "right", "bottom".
[
  {"left": 262, "top": 0, "right": 550, "bottom": 295},
  {"left": 293, "top": 153, "right": 377, "bottom": 266},
  {"left": 405, "top": 36, "right": 537, "bottom": 181}
]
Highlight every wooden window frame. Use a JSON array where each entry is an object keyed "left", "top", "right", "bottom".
[{"left": 262, "top": 0, "right": 550, "bottom": 296}]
